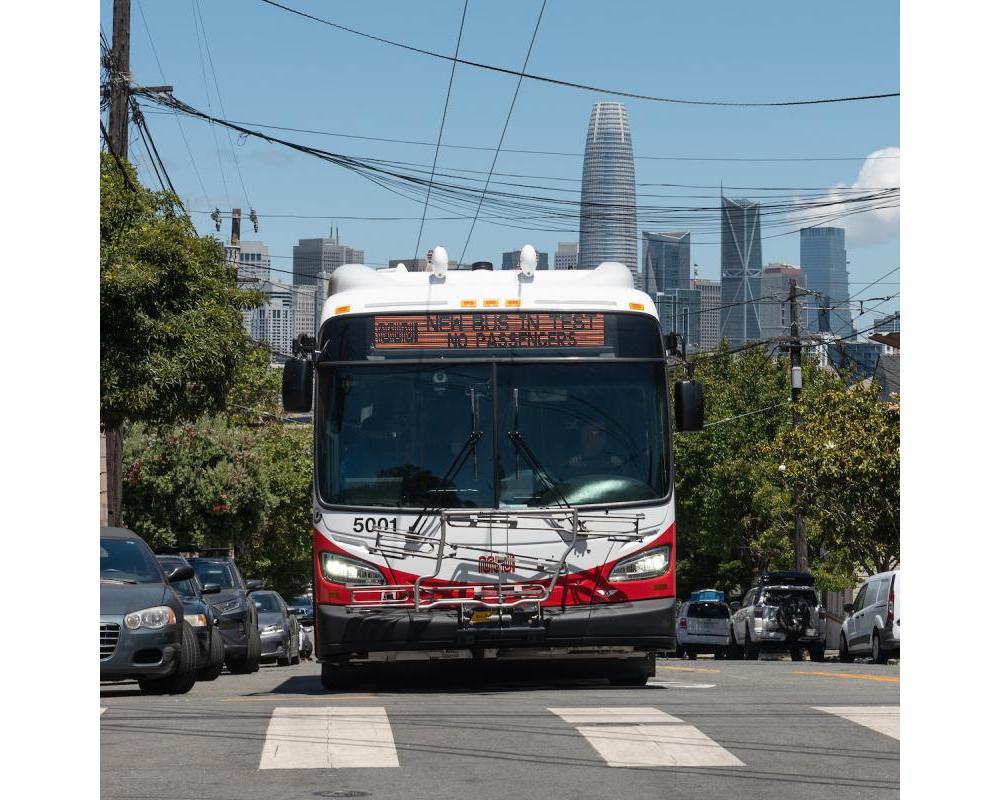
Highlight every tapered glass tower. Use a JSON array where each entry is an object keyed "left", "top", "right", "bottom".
[
  {"left": 720, "top": 197, "right": 763, "bottom": 346},
  {"left": 578, "top": 102, "right": 637, "bottom": 285}
]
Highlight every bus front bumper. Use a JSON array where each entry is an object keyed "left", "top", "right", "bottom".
[{"left": 314, "top": 597, "right": 675, "bottom": 661}]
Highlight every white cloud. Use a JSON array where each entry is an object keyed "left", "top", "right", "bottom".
[{"left": 806, "top": 147, "right": 900, "bottom": 248}]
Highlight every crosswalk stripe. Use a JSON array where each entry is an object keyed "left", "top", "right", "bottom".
[
  {"left": 99, "top": 707, "right": 106, "bottom": 716},
  {"left": 548, "top": 707, "right": 682, "bottom": 724},
  {"left": 259, "top": 707, "right": 399, "bottom": 770},
  {"left": 577, "top": 724, "right": 745, "bottom": 767},
  {"left": 549, "top": 707, "right": 744, "bottom": 768},
  {"left": 813, "top": 706, "right": 900, "bottom": 740}
]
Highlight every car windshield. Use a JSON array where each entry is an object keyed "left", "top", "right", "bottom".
[
  {"left": 291, "top": 596, "right": 311, "bottom": 607},
  {"left": 254, "top": 594, "right": 282, "bottom": 613},
  {"left": 157, "top": 559, "right": 201, "bottom": 598},
  {"left": 687, "top": 602, "right": 730, "bottom": 619},
  {"left": 100, "top": 538, "right": 162, "bottom": 584},
  {"left": 316, "top": 362, "right": 668, "bottom": 508},
  {"left": 190, "top": 561, "right": 236, "bottom": 589}
]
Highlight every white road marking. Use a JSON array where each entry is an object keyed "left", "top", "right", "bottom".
[
  {"left": 259, "top": 707, "right": 399, "bottom": 770},
  {"left": 549, "top": 707, "right": 744, "bottom": 768},
  {"left": 648, "top": 681, "right": 717, "bottom": 689},
  {"left": 99, "top": 707, "right": 106, "bottom": 716},
  {"left": 548, "top": 707, "right": 682, "bottom": 724},
  {"left": 577, "top": 724, "right": 745, "bottom": 767},
  {"left": 813, "top": 706, "right": 900, "bottom": 740}
]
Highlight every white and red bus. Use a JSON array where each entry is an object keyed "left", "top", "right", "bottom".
[{"left": 282, "top": 246, "right": 703, "bottom": 688}]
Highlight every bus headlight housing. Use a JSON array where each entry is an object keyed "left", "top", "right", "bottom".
[
  {"left": 608, "top": 546, "right": 670, "bottom": 582},
  {"left": 321, "top": 552, "right": 387, "bottom": 586}
]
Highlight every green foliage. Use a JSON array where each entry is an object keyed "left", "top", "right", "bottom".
[
  {"left": 772, "top": 382, "right": 900, "bottom": 576},
  {"left": 100, "top": 153, "right": 261, "bottom": 427}
]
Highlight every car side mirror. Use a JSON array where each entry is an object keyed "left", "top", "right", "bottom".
[
  {"left": 843, "top": 603, "right": 854, "bottom": 613},
  {"left": 674, "top": 380, "right": 704, "bottom": 432},
  {"left": 282, "top": 357, "right": 313, "bottom": 412},
  {"left": 201, "top": 583, "right": 221, "bottom": 595},
  {"left": 166, "top": 565, "right": 195, "bottom": 583},
  {"left": 246, "top": 579, "right": 264, "bottom": 593}
]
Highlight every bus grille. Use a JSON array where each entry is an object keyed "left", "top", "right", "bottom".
[{"left": 100, "top": 624, "right": 120, "bottom": 660}]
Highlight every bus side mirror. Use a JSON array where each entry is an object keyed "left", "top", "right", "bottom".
[
  {"left": 282, "top": 358, "right": 313, "bottom": 412},
  {"left": 674, "top": 380, "right": 704, "bottom": 432}
]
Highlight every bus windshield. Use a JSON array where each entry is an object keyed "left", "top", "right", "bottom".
[{"left": 316, "top": 361, "right": 669, "bottom": 509}]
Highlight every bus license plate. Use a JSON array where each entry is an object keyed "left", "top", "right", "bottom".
[{"left": 470, "top": 610, "right": 495, "bottom": 624}]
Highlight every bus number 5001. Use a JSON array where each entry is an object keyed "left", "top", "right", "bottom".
[{"left": 352, "top": 517, "right": 398, "bottom": 533}]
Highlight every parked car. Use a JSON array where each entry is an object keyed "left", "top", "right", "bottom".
[
  {"left": 839, "top": 569, "right": 899, "bottom": 664},
  {"left": 689, "top": 588, "right": 726, "bottom": 603},
  {"left": 252, "top": 590, "right": 300, "bottom": 666},
  {"left": 675, "top": 597, "right": 735, "bottom": 659},
  {"left": 100, "top": 527, "right": 199, "bottom": 694},
  {"left": 187, "top": 556, "right": 263, "bottom": 674},
  {"left": 298, "top": 624, "right": 313, "bottom": 660},
  {"left": 731, "top": 571, "right": 827, "bottom": 661},
  {"left": 155, "top": 555, "right": 225, "bottom": 681},
  {"left": 287, "top": 594, "right": 314, "bottom": 627}
]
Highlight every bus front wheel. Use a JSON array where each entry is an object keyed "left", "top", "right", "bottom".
[{"left": 320, "top": 661, "right": 365, "bottom": 691}]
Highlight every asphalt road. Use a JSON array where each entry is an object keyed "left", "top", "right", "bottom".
[{"left": 101, "top": 653, "right": 899, "bottom": 800}]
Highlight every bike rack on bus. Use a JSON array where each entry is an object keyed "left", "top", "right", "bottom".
[{"left": 346, "top": 507, "right": 645, "bottom": 612}]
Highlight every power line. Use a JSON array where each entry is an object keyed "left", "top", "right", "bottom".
[
  {"left": 458, "top": 0, "right": 547, "bottom": 265},
  {"left": 703, "top": 401, "right": 791, "bottom": 428},
  {"left": 100, "top": 120, "right": 139, "bottom": 193},
  {"left": 190, "top": 0, "right": 232, "bottom": 208},
  {"left": 257, "top": 0, "right": 899, "bottom": 108},
  {"left": 414, "top": 1, "right": 469, "bottom": 263},
  {"left": 142, "top": 108, "right": 899, "bottom": 163}
]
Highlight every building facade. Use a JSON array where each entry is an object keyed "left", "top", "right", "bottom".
[
  {"left": 800, "top": 227, "right": 853, "bottom": 337},
  {"left": 501, "top": 250, "right": 549, "bottom": 270},
  {"left": 578, "top": 102, "right": 638, "bottom": 285},
  {"left": 874, "top": 312, "right": 900, "bottom": 334},
  {"left": 248, "top": 281, "right": 295, "bottom": 362},
  {"left": 554, "top": 242, "right": 578, "bottom": 270},
  {"left": 641, "top": 231, "right": 691, "bottom": 295},
  {"left": 653, "top": 289, "right": 701, "bottom": 346},
  {"left": 759, "top": 263, "right": 807, "bottom": 342},
  {"left": 292, "top": 234, "right": 364, "bottom": 285},
  {"left": 693, "top": 278, "right": 721, "bottom": 351},
  {"left": 720, "top": 197, "right": 763, "bottom": 346},
  {"left": 294, "top": 284, "right": 317, "bottom": 340},
  {"left": 235, "top": 240, "right": 270, "bottom": 285}
]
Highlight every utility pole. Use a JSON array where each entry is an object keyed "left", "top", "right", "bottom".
[
  {"left": 107, "top": 0, "right": 131, "bottom": 159},
  {"left": 788, "top": 280, "right": 808, "bottom": 571}
]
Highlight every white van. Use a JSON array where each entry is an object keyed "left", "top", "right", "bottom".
[{"left": 839, "top": 569, "right": 899, "bottom": 663}]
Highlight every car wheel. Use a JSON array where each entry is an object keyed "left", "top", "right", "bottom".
[
  {"left": 685, "top": 650, "right": 698, "bottom": 661},
  {"left": 839, "top": 633, "right": 854, "bottom": 663},
  {"left": 674, "top": 645, "right": 685, "bottom": 659},
  {"left": 139, "top": 622, "right": 199, "bottom": 695},
  {"left": 872, "top": 630, "right": 889, "bottom": 664},
  {"left": 228, "top": 625, "right": 262, "bottom": 674},
  {"left": 728, "top": 627, "right": 743, "bottom": 660},
  {"left": 197, "top": 627, "right": 225, "bottom": 682},
  {"left": 744, "top": 625, "right": 760, "bottom": 660},
  {"left": 808, "top": 642, "right": 826, "bottom": 662},
  {"left": 789, "top": 647, "right": 804, "bottom": 662},
  {"left": 320, "top": 662, "right": 366, "bottom": 691},
  {"left": 277, "top": 635, "right": 293, "bottom": 667}
]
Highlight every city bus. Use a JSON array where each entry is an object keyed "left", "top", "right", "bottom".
[{"left": 282, "top": 246, "right": 703, "bottom": 689}]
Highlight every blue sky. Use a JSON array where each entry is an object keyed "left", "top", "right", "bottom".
[{"left": 101, "top": 0, "right": 899, "bottom": 326}]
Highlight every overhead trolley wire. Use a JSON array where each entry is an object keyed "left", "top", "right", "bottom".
[{"left": 257, "top": 0, "right": 899, "bottom": 108}]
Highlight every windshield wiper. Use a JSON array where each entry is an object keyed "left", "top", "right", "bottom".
[
  {"left": 408, "top": 430, "right": 485, "bottom": 536},
  {"left": 506, "top": 431, "right": 572, "bottom": 509}
]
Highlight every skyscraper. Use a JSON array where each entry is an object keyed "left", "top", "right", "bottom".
[
  {"left": 578, "top": 102, "right": 637, "bottom": 285},
  {"left": 554, "top": 242, "right": 578, "bottom": 270},
  {"left": 800, "top": 227, "right": 853, "bottom": 337},
  {"left": 292, "top": 233, "right": 364, "bottom": 286},
  {"left": 720, "top": 197, "right": 763, "bottom": 346},
  {"left": 759, "top": 263, "right": 807, "bottom": 342},
  {"left": 641, "top": 232, "right": 691, "bottom": 295},
  {"left": 693, "top": 278, "right": 721, "bottom": 351},
  {"left": 235, "top": 240, "right": 270, "bottom": 285}
]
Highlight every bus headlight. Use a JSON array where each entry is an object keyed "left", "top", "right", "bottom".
[
  {"left": 320, "top": 552, "right": 387, "bottom": 586},
  {"left": 608, "top": 546, "right": 670, "bottom": 582}
]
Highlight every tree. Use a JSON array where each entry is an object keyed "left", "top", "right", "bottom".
[
  {"left": 101, "top": 154, "right": 260, "bottom": 525},
  {"left": 671, "top": 343, "right": 843, "bottom": 596},
  {"left": 772, "top": 382, "right": 899, "bottom": 577}
]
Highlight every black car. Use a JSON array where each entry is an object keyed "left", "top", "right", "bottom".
[
  {"left": 156, "top": 555, "right": 226, "bottom": 681},
  {"left": 187, "top": 556, "right": 263, "bottom": 674},
  {"left": 253, "top": 590, "right": 301, "bottom": 667},
  {"left": 287, "top": 595, "right": 313, "bottom": 627},
  {"left": 100, "top": 528, "right": 200, "bottom": 694}
]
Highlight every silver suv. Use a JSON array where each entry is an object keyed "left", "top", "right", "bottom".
[{"left": 731, "top": 571, "right": 826, "bottom": 661}]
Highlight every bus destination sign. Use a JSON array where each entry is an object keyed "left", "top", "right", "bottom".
[{"left": 373, "top": 312, "right": 606, "bottom": 350}]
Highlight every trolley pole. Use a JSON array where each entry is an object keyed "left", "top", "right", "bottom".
[{"left": 788, "top": 280, "right": 808, "bottom": 572}]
